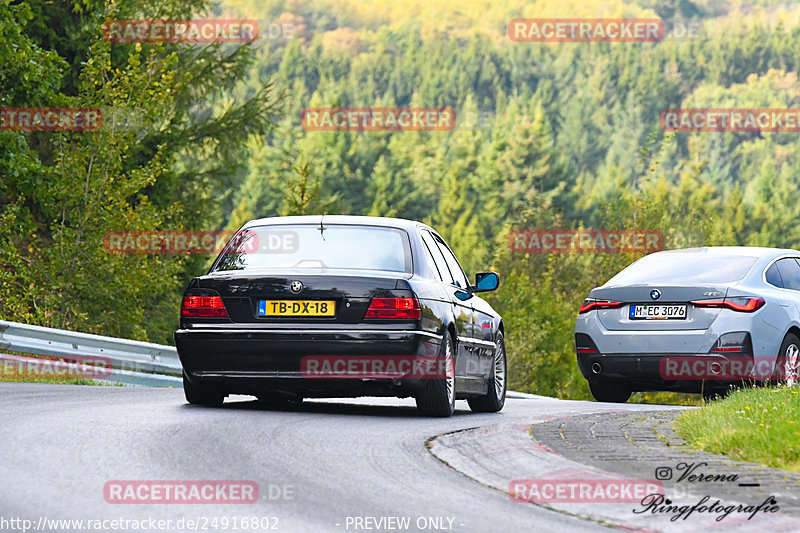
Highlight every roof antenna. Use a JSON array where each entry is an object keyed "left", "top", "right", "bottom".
[{"left": 318, "top": 214, "right": 326, "bottom": 240}]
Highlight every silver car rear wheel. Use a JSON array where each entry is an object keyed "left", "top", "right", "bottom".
[
  {"left": 781, "top": 340, "right": 799, "bottom": 386},
  {"left": 772, "top": 333, "right": 800, "bottom": 387}
]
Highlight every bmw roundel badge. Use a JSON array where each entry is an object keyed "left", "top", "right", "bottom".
[{"left": 650, "top": 289, "right": 661, "bottom": 300}]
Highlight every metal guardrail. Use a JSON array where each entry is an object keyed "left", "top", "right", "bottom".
[{"left": 0, "top": 320, "right": 181, "bottom": 387}]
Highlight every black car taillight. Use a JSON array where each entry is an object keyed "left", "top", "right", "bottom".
[
  {"left": 579, "top": 298, "right": 623, "bottom": 314},
  {"left": 365, "top": 296, "right": 421, "bottom": 319},
  {"left": 691, "top": 297, "right": 765, "bottom": 312},
  {"left": 181, "top": 295, "right": 229, "bottom": 318}
]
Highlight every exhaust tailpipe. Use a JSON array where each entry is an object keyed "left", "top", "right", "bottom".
[{"left": 591, "top": 362, "right": 602, "bottom": 375}]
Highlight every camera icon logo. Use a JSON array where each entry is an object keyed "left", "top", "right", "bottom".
[{"left": 655, "top": 467, "right": 673, "bottom": 480}]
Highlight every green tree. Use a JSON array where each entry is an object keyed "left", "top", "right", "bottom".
[{"left": 0, "top": 0, "right": 282, "bottom": 343}]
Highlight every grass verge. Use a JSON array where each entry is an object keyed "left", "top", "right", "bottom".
[
  {"left": 0, "top": 375, "right": 101, "bottom": 385},
  {"left": 673, "top": 385, "right": 800, "bottom": 472},
  {"left": 1, "top": 353, "right": 110, "bottom": 386}
]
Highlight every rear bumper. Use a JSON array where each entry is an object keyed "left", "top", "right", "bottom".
[
  {"left": 577, "top": 352, "right": 757, "bottom": 393},
  {"left": 575, "top": 308, "right": 784, "bottom": 386},
  {"left": 174, "top": 327, "right": 443, "bottom": 396}
]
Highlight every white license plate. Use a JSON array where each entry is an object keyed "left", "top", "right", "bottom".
[{"left": 629, "top": 304, "right": 686, "bottom": 320}]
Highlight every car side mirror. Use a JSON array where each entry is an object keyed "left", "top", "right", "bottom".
[{"left": 473, "top": 272, "right": 499, "bottom": 292}]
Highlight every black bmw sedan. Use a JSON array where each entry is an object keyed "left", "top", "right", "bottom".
[{"left": 174, "top": 215, "right": 506, "bottom": 417}]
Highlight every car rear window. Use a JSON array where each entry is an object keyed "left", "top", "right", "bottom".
[
  {"left": 213, "top": 224, "right": 412, "bottom": 273},
  {"left": 605, "top": 252, "right": 758, "bottom": 286}
]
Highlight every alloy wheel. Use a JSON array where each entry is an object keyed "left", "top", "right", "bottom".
[
  {"left": 493, "top": 342, "right": 506, "bottom": 399},
  {"left": 785, "top": 343, "right": 799, "bottom": 386}
]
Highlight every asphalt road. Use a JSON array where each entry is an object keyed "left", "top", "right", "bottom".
[{"left": 0, "top": 383, "right": 683, "bottom": 533}]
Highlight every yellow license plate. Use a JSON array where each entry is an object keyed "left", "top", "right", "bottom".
[{"left": 258, "top": 300, "right": 335, "bottom": 317}]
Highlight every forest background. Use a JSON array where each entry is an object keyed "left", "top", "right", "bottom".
[{"left": 3, "top": 0, "right": 800, "bottom": 401}]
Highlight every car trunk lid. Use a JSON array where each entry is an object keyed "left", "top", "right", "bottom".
[
  {"left": 589, "top": 285, "right": 729, "bottom": 331},
  {"left": 197, "top": 269, "right": 411, "bottom": 324}
]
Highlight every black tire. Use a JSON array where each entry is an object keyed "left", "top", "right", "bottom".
[
  {"left": 183, "top": 371, "right": 224, "bottom": 407},
  {"left": 701, "top": 389, "right": 716, "bottom": 403},
  {"left": 416, "top": 329, "right": 456, "bottom": 417},
  {"left": 702, "top": 386, "right": 731, "bottom": 403},
  {"left": 588, "top": 379, "right": 631, "bottom": 403},
  {"left": 468, "top": 331, "right": 507, "bottom": 413},
  {"left": 772, "top": 333, "right": 800, "bottom": 386}
]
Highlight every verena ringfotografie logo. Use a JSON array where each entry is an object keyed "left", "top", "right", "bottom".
[
  {"left": 509, "top": 18, "right": 664, "bottom": 42},
  {"left": 508, "top": 479, "right": 663, "bottom": 503},
  {"left": 301, "top": 107, "right": 456, "bottom": 131},
  {"left": 647, "top": 462, "right": 781, "bottom": 520},
  {"left": 301, "top": 355, "right": 453, "bottom": 380},
  {"left": 510, "top": 229, "right": 663, "bottom": 253},
  {"left": 661, "top": 108, "right": 800, "bottom": 132},
  {"left": 104, "top": 481, "right": 258, "bottom": 504},
  {"left": 103, "top": 20, "right": 258, "bottom": 43},
  {"left": 1, "top": 354, "right": 111, "bottom": 380},
  {"left": 1, "top": 108, "right": 102, "bottom": 131},
  {"left": 634, "top": 494, "right": 779, "bottom": 522}
]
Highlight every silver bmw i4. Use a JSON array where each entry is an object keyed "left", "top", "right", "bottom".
[{"left": 575, "top": 247, "right": 800, "bottom": 402}]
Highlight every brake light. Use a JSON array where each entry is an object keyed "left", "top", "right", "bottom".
[
  {"left": 578, "top": 299, "right": 623, "bottom": 314},
  {"left": 725, "top": 297, "right": 766, "bottom": 312},
  {"left": 691, "top": 297, "right": 765, "bottom": 312},
  {"left": 365, "top": 297, "right": 421, "bottom": 319},
  {"left": 181, "top": 295, "right": 229, "bottom": 318}
]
